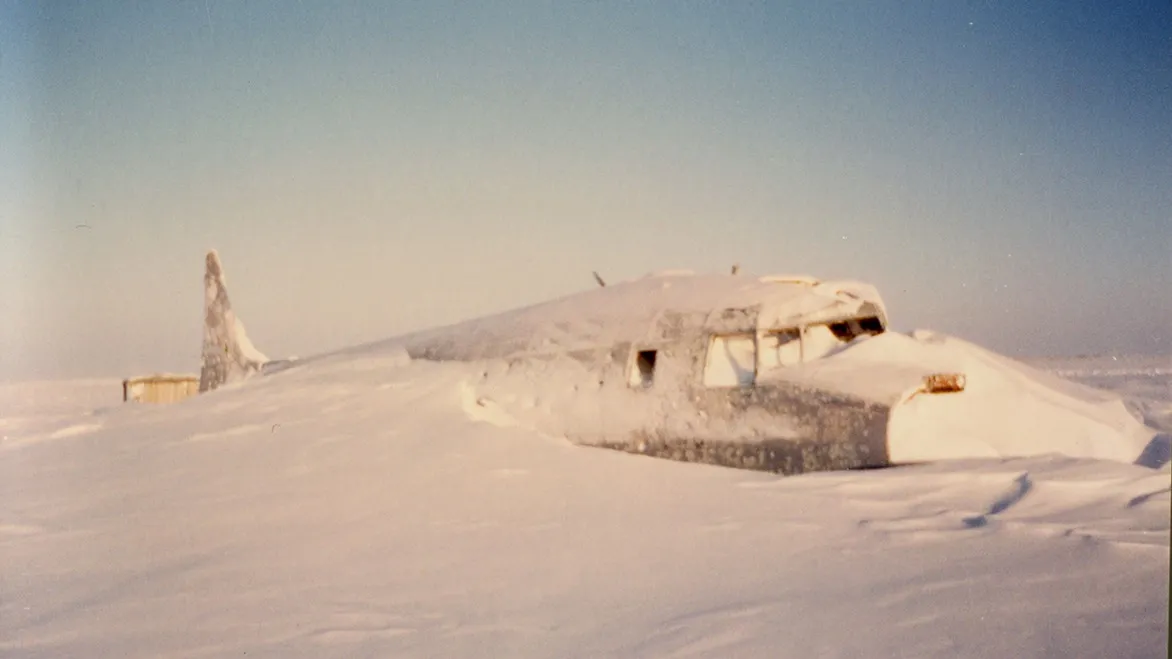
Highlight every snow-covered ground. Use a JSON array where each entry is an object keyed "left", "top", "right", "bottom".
[
  {"left": 1, "top": 353, "right": 1168, "bottom": 658},
  {"left": 0, "top": 379, "right": 124, "bottom": 446},
  {"left": 1025, "top": 354, "right": 1172, "bottom": 438}
]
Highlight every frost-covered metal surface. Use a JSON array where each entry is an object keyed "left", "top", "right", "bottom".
[
  {"left": 199, "top": 251, "right": 269, "bottom": 393},
  {"left": 383, "top": 272, "right": 887, "bottom": 362},
  {"left": 455, "top": 296, "right": 890, "bottom": 476},
  {"left": 602, "top": 384, "right": 889, "bottom": 475}
]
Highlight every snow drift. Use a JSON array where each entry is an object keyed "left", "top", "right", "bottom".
[
  {"left": 0, "top": 353, "right": 1169, "bottom": 658},
  {"left": 758, "top": 330, "right": 1162, "bottom": 466}
]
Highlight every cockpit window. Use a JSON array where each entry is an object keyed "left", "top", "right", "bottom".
[
  {"left": 828, "top": 322, "right": 854, "bottom": 341},
  {"left": 804, "top": 316, "right": 886, "bottom": 361},
  {"left": 759, "top": 329, "right": 802, "bottom": 371},
  {"left": 703, "top": 333, "right": 757, "bottom": 387}
]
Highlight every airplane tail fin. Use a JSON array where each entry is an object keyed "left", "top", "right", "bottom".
[{"left": 199, "top": 250, "right": 269, "bottom": 393}]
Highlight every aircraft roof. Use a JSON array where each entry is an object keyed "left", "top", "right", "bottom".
[{"left": 357, "top": 271, "right": 889, "bottom": 362}]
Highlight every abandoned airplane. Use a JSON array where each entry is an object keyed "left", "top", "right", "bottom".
[{"left": 198, "top": 250, "right": 1163, "bottom": 475}]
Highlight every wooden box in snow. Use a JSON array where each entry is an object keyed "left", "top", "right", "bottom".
[{"left": 122, "top": 374, "right": 200, "bottom": 404}]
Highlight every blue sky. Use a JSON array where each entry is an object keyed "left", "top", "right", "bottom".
[{"left": 1, "top": 0, "right": 1169, "bottom": 379}]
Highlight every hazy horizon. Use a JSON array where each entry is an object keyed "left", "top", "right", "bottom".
[{"left": 2, "top": 1, "right": 1169, "bottom": 380}]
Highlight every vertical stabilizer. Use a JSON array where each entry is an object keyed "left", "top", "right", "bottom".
[{"left": 199, "top": 250, "right": 269, "bottom": 393}]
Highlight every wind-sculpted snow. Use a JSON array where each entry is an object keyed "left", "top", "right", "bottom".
[
  {"left": 0, "top": 355, "right": 1168, "bottom": 657},
  {"left": 1028, "top": 354, "right": 1172, "bottom": 438}
]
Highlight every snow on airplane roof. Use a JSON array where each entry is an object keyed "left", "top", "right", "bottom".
[{"left": 353, "top": 271, "right": 888, "bottom": 362}]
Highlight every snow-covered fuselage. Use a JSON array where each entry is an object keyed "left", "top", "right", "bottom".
[
  {"left": 199, "top": 253, "right": 1163, "bottom": 474},
  {"left": 390, "top": 274, "right": 894, "bottom": 474}
]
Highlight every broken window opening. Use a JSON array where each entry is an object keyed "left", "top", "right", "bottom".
[
  {"left": 857, "top": 316, "right": 885, "bottom": 335},
  {"left": 828, "top": 316, "right": 885, "bottom": 342},
  {"left": 828, "top": 321, "right": 854, "bottom": 341},
  {"left": 758, "top": 328, "right": 802, "bottom": 372},
  {"left": 802, "top": 324, "right": 846, "bottom": 361},
  {"left": 703, "top": 333, "right": 757, "bottom": 387},
  {"left": 803, "top": 315, "right": 887, "bottom": 362},
  {"left": 629, "top": 349, "right": 658, "bottom": 388}
]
